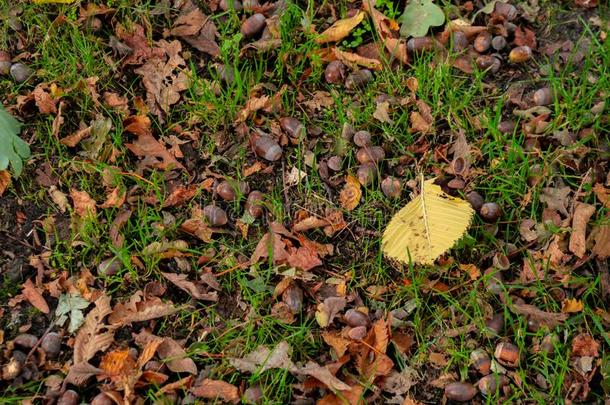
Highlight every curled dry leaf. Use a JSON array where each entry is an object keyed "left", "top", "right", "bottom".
[
  {"left": 593, "top": 183, "right": 610, "bottom": 208},
  {"left": 363, "top": 2, "right": 408, "bottom": 64},
  {"left": 322, "top": 331, "right": 350, "bottom": 358},
  {"left": 157, "top": 337, "right": 198, "bottom": 374},
  {"left": 315, "top": 296, "right": 346, "bottom": 327},
  {"left": 21, "top": 279, "right": 50, "bottom": 314},
  {"left": 191, "top": 379, "right": 240, "bottom": 403},
  {"left": 316, "top": 11, "right": 365, "bottom": 44},
  {"left": 0, "top": 170, "right": 10, "bottom": 196},
  {"left": 539, "top": 186, "right": 571, "bottom": 217},
  {"left": 296, "top": 361, "right": 351, "bottom": 391},
  {"left": 373, "top": 100, "right": 393, "bottom": 124},
  {"left": 125, "top": 115, "right": 185, "bottom": 171},
  {"left": 161, "top": 272, "right": 217, "bottom": 301},
  {"left": 572, "top": 333, "right": 600, "bottom": 357},
  {"left": 339, "top": 174, "right": 362, "bottom": 211},
  {"left": 70, "top": 189, "right": 97, "bottom": 218},
  {"left": 332, "top": 48, "right": 383, "bottom": 71},
  {"left": 108, "top": 292, "right": 178, "bottom": 326},
  {"left": 590, "top": 216, "right": 610, "bottom": 259},
  {"left": 512, "top": 301, "right": 567, "bottom": 328},
  {"left": 569, "top": 202, "right": 596, "bottom": 258},
  {"left": 562, "top": 298, "right": 584, "bottom": 313},
  {"left": 74, "top": 294, "right": 114, "bottom": 364},
  {"left": 229, "top": 341, "right": 295, "bottom": 373}
]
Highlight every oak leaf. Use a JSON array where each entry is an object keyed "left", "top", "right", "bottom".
[
  {"left": 339, "top": 175, "right": 362, "bottom": 211},
  {"left": 316, "top": 11, "right": 365, "bottom": 44}
]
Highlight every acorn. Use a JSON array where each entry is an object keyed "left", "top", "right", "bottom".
[
  {"left": 253, "top": 134, "right": 282, "bottom": 161},
  {"left": 348, "top": 326, "right": 368, "bottom": 340},
  {"left": 0, "top": 51, "right": 11, "bottom": 75},
  {"left": 203, "top": 205, "right": 228, "bottom": 226},
  {"left": 381, "top": 176, "right": 401, "bottom": 198},
  {"left": 241, "top": 13, "right": 266, "bottom": 38},
  {"left": 325, "top": 61, "right": 346, "bottom": 84},
  {"left": 471, "top": 349, "right": 491, "bottom": 375},
  {"left": 9, "top": 63, "right": 32, "bottom": 83},
  {"left": 494, "top": 341, "right": 520, "bottom": 367},
  {"left": 476, "top": 55, "right": 501, "bottom": 72},
  {"left": 245, "top": 190, "right": 265, "bottom": 218},
  {"left": 491, "top": 36, "right": 507, "bottom": 51},
  {"left": 217, "top": 180, "right": 249, "bottom": 201},
  {"left": 541, "top": 333, "right": 558, "bottom": 355},
  {"left": 466, "top": 191, "right": 484, "bottom": 211},
  {"left": 57, "top": 390, "right": 79, "bottom": 405},
  {"left": 451, "top": 31, "right": 469, "bottom": 52},
  {"left": 279, "top": 117, "right": 305, "bottom": 139},
  {"left": 485, "top": 313, "right": 504, "bottom": 336},
  {"left": 353, "top": 130, "right": 372, "bottom": 147},
  {"left": 356, "top": 146, "right": 385, "bottom": 164},
  {"left": 345, "top": 69, "right": 373, "bottom": 90},
  {"left": 478, "top": 374, "right": 509, "bottom": 396},
  {"left": 242, "top": 0, "right": 259, "bottom": 10},
  {"left": 480, "top": 202, "right": 502, "bottom": 222},
  {"left": 219, "top": 0, "right": 242, "bottom": 11},
  {"left": 344, "top": 309, "right": 370, "bottom": 327},
  {"left": 494, "top": 2, "right": 518, "bottom": 21},
  {"left": 357, "top": 163, "right": 378, "bottom": 185},
  {"left": 533, "top": 87, "right": 554, "bottom": 106},
  {"left": 497, "top": 121, "right": 516, "bottom": 134},
  {"left": 445, "top": 382, "right": 477, "bottom": 402},
  {"left": 41, "top": 332, "right": 61, "bottom": 356},
  {"left": 484, "top": 267, "right": 504, "bottom": 296},
  {"left": 91, "top": 393, "right": 114, "bottom": 405},
  {"left": 509, "top": 46, "right": 532, "bottom": 63},
  {"left": 14, "top": 334, "right": 38, "bottom": 349},
  {"left": 327, "top": 156, "right": 342, "bottom": 171},
  {"left": 447, "top": 178, "right": 466, "bottom": 190},
  {"left": 97, "top": 257, "right": 121, "bottom": 277},
  {"left": 282, "top": 285, "right": 303, "bottom": 314},
  {"left": 474, "top": 32, "right": 492, "bottom": 53},
  {"left": 407, "top": 36, "right": 435, "bottom": 53}
]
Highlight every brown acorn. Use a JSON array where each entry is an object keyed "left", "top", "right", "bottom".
[
  {"left": 217, "top": 180, "right": 249, "bottom": 201},
  {"left": 484, "top": 267, "right": 504, "bottom": 295},
  {"left": 241, "top": 13, "right": 266, "bottom": 38},
  {"left": 474, "top": 32, "right": 492, "bottom": 53},
  {"left": 91, "top": 393, "right": 114, "bottom": 405},
  {"left": 476, "top": 55, "right": 501, "bottom": 72},
  {"left": 497, "top": 121, "right": 516, "bottom": 134},
  {"left": 327, "top": 156, "right": 342, "bottom": 171},
  {"left": 203, "top": 205, "right": 228, "bottom": 226},
  {"left": 0, "top": 51, "right": 12, "bottom": 75},
  {"left": 344, "top": 309, "right": 370, "bottom": 327},
  {"left": 466, "top": 191, "right": 484, "bottom": 211},
  {"left": 494, "top": 2, "right": 518, "bottom": 21},
  {"left": 478, "top": 374, "right": 509, "bottom": 396},
  {"left": 470, "top": 349, "right": 491, "bottom": 375},
  {"left": 533, "top": 87, "right": 554, "bottom": 106},
  {"left": 345, "top": 69, "right": 373, "bottom": 90},
  {"left": 356, "top": 146, "right": 385, "bottom": 164},
  {"left": 41, "top": 332, "right": 61, "bottom": 356},
  {"left": 480, "top": 202, "right": 502, "bottom": 222},
  {"left": 325, "top": 61, "right": 346, "bottom": 84},
  {"left": 347, "top": 326, "right": 367, "bottom": 340},
  {"left": 282, "top": 285, "right": 303, "bottom": 314},
  {"left": 407, "top": 36, "right": 436, "bottom": 53},
  {"left": 219, "top": 0, "right": 242, "bottom": 11},
  {"left": 14, "top": 334, "right": 38, "bottom": 349},
  {"left": 9, "top": 63, "right": 32, "bottom": 83},
  {"left": 381, "top": 176, "right": 401, "bottom": 198},
  {"left": 541, "top": 333, "right": 558, "bottom": 355},
  {"left": 58, "top": 390, "right": 79, "bottom": 405},
  {"left": 279, "top": 117, "right": 305, "bottom": 139},
  {"left": 353, "top": 130, "right": 372, "bottom": 147},
  {"left": 252, "top": 134, "right": 282, "bottom": 161},
  {"left": 447, "top": 177, "right": 466, "bottom": 190},
  {"left": 485, "top": 313, "right": 504, "bottom": 336},
  {"left": 445, "top": 382, "right": 477, "bottom": 402},
  {"left": 451, "top": 31, "right": 469, "bottom": 52},
  {"left": 509, "top": 46, "right": 532, "bottom": 63},
  {"left": 357, "top": 163, "right": 378, "bottom": 186},
  {"left": 494, "top": 341, "right": 520, "bottom": 367},
  {"left": 245, "top": 191, "right": 265, "bottom": 218},
  {"left": 491, "top": 36, "right": 507, "bottom": 51}
]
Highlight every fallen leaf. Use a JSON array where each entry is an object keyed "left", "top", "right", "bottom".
[
  {"left": 296, "top": 361, "right": 351, "bottom": 391},
  {"left": 593, "top": 183, "right": 610, "bottom": 208},
  {"left": 124, "top": 115, "right": 185, "bottom": 171},
  {"left": 459, "top": 263, "right": 481, "bottom": 280},
  {"left": 315, "top": 296, "right": 346, "bottom": 327},
  {"left": 163, "top": 185, "right": 199, "bottom": 207},
  {"left": 316, "top": 11, "right": 365, "bottom": 44},
  {"left": 333, "top": 48, "right": 383, "bottom": 70},
  {"left": 399, "top": 0, "right": 445, "bottom": 38},
  {"left": 99, "top": 187, "right": 126, "bottom": 209},
  {"left": 539, "top": 186, "right": 571, "bottom": 217},
  {"left": 285, "top": 166, "right": 307, "bottom": 186},
  {"left": 562, "top": 298, "right": 584, "bottom": 313},
  {"left": 514, "top": 27, "right": 537, "bottom": 49},
  {"left": 161, "top": 272, "right": 217, "bottom": 301},
  {"left": 54, "top": 293, "right": 90, "bottom": 333},
  {"left": 572, "top": 333, "right": 600, "bottom": 357},
  {"left": 100, "top": 349, "right": 135, "bottom": 378},
  {"left": 115, "top": 23, "right": 165, "bottom": 66},
  {"left": 64, "top": 362, "right": 103, "bottom": 386},
  {"left": 363, "top": 2, "right": 409, "bottom": 64},
  {"left": 569, "top": 202, "right": 596, "bottom": 258},
  {"left": 382, "top": 176, "right": 474, "bottom": 265},
  {"left": 339, "top": 175, "right": 362, "bottom": 211},
  {"left": 108, "top": 293, "right": 178, "bottom": 326},
  {"left": 0, "top": 170, "right": 10, "bottom": 196},
  {"left": 590, "top": 219, "right": 610, "bottom": 259},
  {"left": 191, "top": 379, "right": 240, "bottom": 403},
  {"left": 322, "top": 331, "right": 350, "bottom": 358},
  {"left": 410, "top": 111, "right": 432, "bottom": 133},
  {"left": 229, "top": 341, "right": 295, "bottom": 373},
  {"left": 48, "top": 186, "right": 70, "bottom": 213},
  {"left": 373, "top": 100, "right": 393, "bottom": 124},
  {"left": 157, "top": 338, "right": 198, "bottom": 374},
  {"left": 32, "top": 85, "right": 58, "bottom": 114},
  {"left": 22, "top": 279, "right": 50, "bottom": 314},
  {"left": 70, "top": 189, "right": 97, "bottom": 218},
  {"left": 171, "top": 3, "right": 207, "bottom": 37},
  {"left": 74, "top": 294, "right": 114, "bottom": 364}
]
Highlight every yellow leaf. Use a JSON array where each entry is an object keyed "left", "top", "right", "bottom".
[
  {"left": 382, "top": 176, "right": 474, "bottom": 265},
  {"left": 316, "top": 11, "right": 365, "bottom": 44},
  {"left": 562, "top": 298, "right": 584, "bottom": 313},
  {"left": 339, "top": 174, "right": 362, "bottom": 211}
]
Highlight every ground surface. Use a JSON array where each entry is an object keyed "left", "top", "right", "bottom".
[{"left": 0, "top": 0, "right": 609, "bottom": 404}]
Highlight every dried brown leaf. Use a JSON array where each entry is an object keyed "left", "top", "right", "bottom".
[
  {"left": 70, "top": 189, "right": 97, "bottom": 218},
  {"left": 157, "top": 338, "right": 198, "bottom": 374},
  {"left": 297, "top": 361, "right": 351, "bottom": 391},
  {"left": 191, "top": 379, "right": 240, "bottom": 403},
  {"left": 339, "top": 175, "right": 362, "bottom": 211},
  {"left": 161, "top": 272, "right": 216, "bottom": 301},
  {"left": 124, "top": 115, "right": 184, "bottom": 171},
  {"left": 229, "top": 341, "right": 294, "bottom": 373},
  {"left": 315, "top": 297, "right": 346, "bottom": 327},
  {"left": 74, "top": 294, "right": 114, "bottom": 364},
  {"left": 316, "top": 11, "right": 365, "bottom": 44},
  {"left": 569, "top": 202, "right": 596, "bottom": 258},
  {"left": 0, "top": 170, "right": 10, "bottom": 197},
  {"left": 108, "top": 295, "right": 177, "bottom": 326},
  {"left": 22, "top": 279, "right": 50, "bottom": 314}
]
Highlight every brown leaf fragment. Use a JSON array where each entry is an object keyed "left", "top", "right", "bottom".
[
  {"left": 315, "top": 297, "right": 346, "bottom": 327},
  {"left": 124, "top": 115, "right": 185, "bottom": 171},
  {"left": 99, "top": 187, "right": 126, "bottom": 209},
  {"left": 512, "top": 302, "right": 567, "bottom": 328},
  {"left": 191, "top": 379, "right": 240, "bottom": 403},
  {"left": 333, "top": 48, "right": 383, "bottom": 70},
  {"left": 590, "top": 219, "right": 610, "bottom": 259},
  {"left": 569, "top": 202, "right": 596, "bottom": 258},
  {"left": 64, "top": 362, "right": 103, "bottom": 386},
  {"left": 373, "top": 100, "right": 393, "bottom": 124},
  {"left": 108, "top": 293, "right": 177, "bottom": 326},
  {"left": 593, "top": 183, "right": 610, "bottom": 208},
  {"left": 0, "top": 170, "right": 10, "bottom": 197},
  {"left": 115, "top": 23, "right": 164, "bottom": 66},
  {"left": 103, "top": 92, "right": 129, "bottom": 112},
  {"left": 229, "top": 341, "right": 294, "bottom": 373},
  {"left": 286, "top": 245, "right": 323, "bottom": 271},
  {"left": 539, "top": 187, "right": 571, "bottom": 217},
  {"left": 339, "top": 175, "right": 362, "bottom": 211},
  {"left": 110, "top": 209, "right": 131, "bottom": 248},
  {"left": 297, "top": 361, "right": 351, "bottom": 391},
  {"left": 60, "top": 125, "right": 93, "bottom": 147},
  {"left": 157, "top": 338, "right": 198, "bottom": 374},
  {"left": 322, "top": 331, "right": 350, "bottom": 358},
  {"left": 74, "top": 294, "right": 114, "bottom": 364},
  {"left": 22, "top": 279, "right": 50, "bottom": 314},
  {"left": 161, "top": 272, "right": 217, "bottom": 301},
  {"left": 70, "top": 189, "right": 97, "bottom": 218},
  {"left": 562, "top": 298, "right": 584, "bottom": 313},
  {"left": 171, "top": 5, "right": 206, "bottom": 37},
  {"left": 316, "top": 11, "right": 365, "bottom": 44},
  {"left": 32, "top": 85, "right": 58, "bottom": 114},
  {"left": 572, "top": 333, "right": 600, "bottom": 357}
]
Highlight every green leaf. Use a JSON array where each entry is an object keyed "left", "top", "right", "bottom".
[
  {"left": 0, "top": 107, "right": 30, "bottom": 177},
  {"left": 55, "top": 293, "right": 90, "bottom": 334},
  {"left": 399, "top": 0, "right": 445, "bottom": 39}
]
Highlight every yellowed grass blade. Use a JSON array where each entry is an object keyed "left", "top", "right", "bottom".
[{"left": 382, "top": 176, "right": 474, "bottom": 265}]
